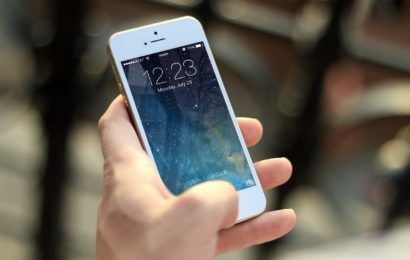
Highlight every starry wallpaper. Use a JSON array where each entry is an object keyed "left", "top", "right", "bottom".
[{"left": 122, "top": 42, "right": 255, "bottom": 195}]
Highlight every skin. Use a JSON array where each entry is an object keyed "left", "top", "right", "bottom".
[{"left": 96, "top": 96, "right": 297, "bottom": 260}]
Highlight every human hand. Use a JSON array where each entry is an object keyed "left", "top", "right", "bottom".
[{"left": 96, "top": 96, "right": 296, "bottom": 260}]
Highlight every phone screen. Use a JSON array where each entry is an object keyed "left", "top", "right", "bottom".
[{"left": 121, "top": 42, "right": 256, "bottom": 195}]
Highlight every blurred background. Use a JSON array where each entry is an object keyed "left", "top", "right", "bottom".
[{"left": 0, "top": 0, "right": 410, "bottom": 259}]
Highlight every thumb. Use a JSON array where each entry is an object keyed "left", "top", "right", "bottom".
[{"left": 178, "top": 181, "right": 239, "bottom": 229}]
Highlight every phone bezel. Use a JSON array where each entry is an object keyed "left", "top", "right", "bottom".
[{"left": 108, "top": 16, "right": 266, "bottom": 221}]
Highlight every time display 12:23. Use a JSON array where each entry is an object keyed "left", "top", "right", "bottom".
[{"left": 142, "top": 59, "right": 198, "bottom": 87}]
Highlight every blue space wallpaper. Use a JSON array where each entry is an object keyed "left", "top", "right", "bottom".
[{"left": 121, "top": 42, "right": 256, "bottom": 195}]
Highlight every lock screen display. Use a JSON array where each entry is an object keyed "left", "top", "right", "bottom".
[{"left": 121, "top": 42, "right": 256, "bottom": 195}]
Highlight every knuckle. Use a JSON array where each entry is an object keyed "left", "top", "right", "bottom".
[
  {"left": 105, "top": 147, "right": 140, "bottom": 173},
  {"left": 98, "top": 188, "right": 131, "bottom": 225},
  {"left": 113, "top": 147, "right": 140, "bottom": 167},
  {"left": 102, "top": 162, "right": 116, "bottom": 195},
  {"left": 177, "top": 191, "right": 208, "bottom": 213},
  {"left": 100, "top": 164, "right": 127, "bottom": 204},
  {"left": 100, "top": 149, "right": 144, "bottom": 202},
  {"left": 98, "top": 189, "right": 159, "bottom": 236},
  {"left": 97, "top": 197, "right": 120, "bottom": 232}
]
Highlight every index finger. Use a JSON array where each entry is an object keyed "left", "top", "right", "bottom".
[
  {"left": 98, "top": 96, "right": 170, "bottom": 197},
  {"left": 98, "top": 95, "right": 143, "bottom": 159}
]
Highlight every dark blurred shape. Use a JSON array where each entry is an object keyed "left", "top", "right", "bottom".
[
  {"left": 34, "top": 0, "right": 88, "bottom": 259},
  {"left": 30, "top": 20, "right": 55, "bottom": 48}
]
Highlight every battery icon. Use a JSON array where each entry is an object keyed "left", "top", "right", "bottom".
[{"left": 195, "top": 44, "right": 201, "bottom": 48}]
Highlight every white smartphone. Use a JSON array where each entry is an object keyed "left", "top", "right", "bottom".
[{"left": 108, "top": 16, "right": 266, "bottom": 221}]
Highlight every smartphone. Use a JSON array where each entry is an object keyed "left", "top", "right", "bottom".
[{"left": 108, "top": 16, "right": 266, "bottom": 221}]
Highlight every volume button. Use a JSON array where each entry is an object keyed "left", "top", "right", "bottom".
[
  {"left": 111, "top": 63, "right": 121, "bottom": 83},
  {"left": 117, "top": 82, "right": 123, "bottom": 92},
  {"left": 109, "top": 58, "right": 129, "bottom": 107},
  {"left": 118, "top": 83, "right": 128, "bottom": 107},
  {"left": 117, "top": 83, "right": 129, "bottom": 108}
]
